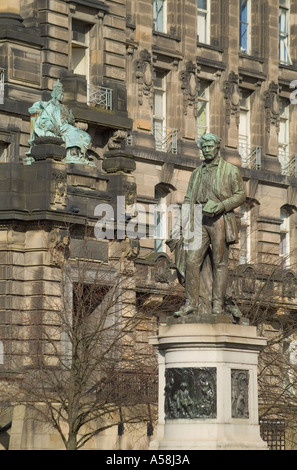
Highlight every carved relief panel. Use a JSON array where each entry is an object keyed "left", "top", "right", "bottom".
[
  {"left": 223, "top": 71, "right": 241, "bottom": 126},
  {"left": 165, "top": 368, "right": 217, "bottom": 419},
  {"left": 135, "top": 49, "right": 153, "bottom": 106},
  {"left": 264, "top": 82, "right": 280, "bottom": 134},
  {"left": 231, "top": 369, "right": 249, "bottom": 419}
]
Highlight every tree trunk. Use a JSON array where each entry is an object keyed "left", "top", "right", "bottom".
[{"left": 66, "top": 432, "right": 78, "bottom": 450}]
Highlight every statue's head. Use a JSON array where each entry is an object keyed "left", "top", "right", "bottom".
[
  {"left": 51, "top": 80, "right": 64, "bottom": 102},
  {"left": 199, "top": 133, "right": 221, "bottom": 162}
]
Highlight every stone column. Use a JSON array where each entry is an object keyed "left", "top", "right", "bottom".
[
  {"left": 150, "top": 322, "right": 268, "bottom": 450},
  {"left": 0, "top": 0, "right": 22, "bottom": 23}
]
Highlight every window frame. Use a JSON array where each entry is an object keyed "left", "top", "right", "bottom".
[
  {"left": 238, "top": 89, "right": 251, "bottom": 166},
  {"left": 278, "top": 97, "right": 290, "bottom": 173},
  {"left": 153, "top": 0, "right": 167, "bottom": 33},
  {"left": 280, "top": 208, "right": 290, "bottom": 268},
  {"left": 239, "top": 204, "right": 251, "bottom": 265},
  {"left": 239, "top": 0, "right": 251, "bottom": 54},
  {"left": 154, "top": 188, "right": 168, "bottom": 253},
  {"left": 197, "top": 79, "right": 209, "bottom": 148},
  {"left": 153, "top": 70, "right": 167, "bottom": 152},
  {"left": 279, "top": 1, "right": 292, "bottom": 66},
  {"left": 71, "top": 19, "right": 90, "bottom": 83},
  {"left": 197, "top": 0, "right": 210, "bottom": 44}
]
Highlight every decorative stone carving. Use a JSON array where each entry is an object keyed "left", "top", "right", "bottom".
[
  {"left": 126, "top": 238, "right": 140, "bottom": 260},
  {"left": 154, "top": 256, "right": 171, "bottom": 283},
  {"left": 282, "top": 272, "right": 296, "bottom": 299},
  {"left": 231, "top": 369, "right": 249, "bottom": 419},
  {"left": 165, "top": 368, "right": 217, "bottom": 419},
  {"left": 108, "top": 129, "right": 128, "bottom": 150},
  {"left": 180, "top": 61, "right": 199, "bottom": 116},
  {"left": 223, "top": 71, "right": 241, "bottom": 126},
  {"left": 122, "top": 181, "right": 137, "bottom": 205},
  {"left": 50, "top": 170, "right": 67, "bottom": 207},
  {"left": 264, "top": 82, "right": 280, "bottom": 134},
  {"left": 135, "top": 49, "right": 153, "bottom": 106},
  {"left": 48, "top": 228, "right": 70, "bottom": 266}
]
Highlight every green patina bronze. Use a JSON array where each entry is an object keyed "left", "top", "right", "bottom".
[
  {"left": 28, "top": 80, "right": 94, "bottom": 166},
  {"left": 167, "top": 133, "right": 246, "bottom": 320}
]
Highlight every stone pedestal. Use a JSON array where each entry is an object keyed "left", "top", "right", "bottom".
[{"left": 150, "top": 322, "right": 268, "bottom": 450}]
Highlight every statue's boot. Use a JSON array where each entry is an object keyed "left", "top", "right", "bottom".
[
  {"left": 174, "top": 303, "right": 195, "bottom": 318},
  {"left": 212, "top": 300, "right": 224, "bottom": 315}
]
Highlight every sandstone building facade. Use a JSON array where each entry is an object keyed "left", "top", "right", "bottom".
[{"left": 0, "top": 0, "right": 297, "bottom": 450}]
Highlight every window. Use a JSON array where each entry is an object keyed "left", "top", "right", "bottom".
[
  {"left": 154, "top": 188, "right": 167, "bottom": 253},
  {"left": 197, "top": 0, "right": 210, "bottom": 44},
  {"left": 239, "top": 205, "right": 251, "bottom": 264},
  {"left": 0, "top": 68, "right": 4, "bottom": 104},
  {"left": 278, "top": 98, "right": 290, "bottom": 173},
  {"left": 153, "top": 0, "right": 167, "bottom": 33},
  {"left": 279, "top": 1, "right": 292, "bottom": 65},
  {"left": 0, "top": 142, "right": 8, "bottom": 162},
  {"left": 197, "top": 80, "right": 209, "bottom": 147},
  {"left": 238, "top": 90, "right": 251, "bottom": 166},
  {"left": 239, "top": 0, "right": 251, "bottom": 54},
  {"left": 153, "top": 70, "right": 166, "bottom": 151},
  {"left": 153, "top": 70, "right": 177, "bottom": 153},
  {"left": 280, "top": 208, "right": 290, "bottom": 268},
  {"left": 71, "top": 20, "right": 90, "bottom": 80}
]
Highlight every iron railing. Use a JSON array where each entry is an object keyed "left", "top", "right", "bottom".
[
  {"left": 260, "top": 418, "right": 285, "bottom": 450},
  {"left": 153, "top": 124, "right": 178, "bottom": 154},
  {"left": 239, "top": 143, "right": 262, "bottom": 170},
  {"left": 87, "top": 84, "right": 113, "bottom": 110},
  {"left": 280, "top": 152, "right": 297, "bottom": 177}
]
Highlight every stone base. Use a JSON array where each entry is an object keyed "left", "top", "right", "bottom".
[{"left": 150, "top": 322, "right": 268, "bottom": 450}]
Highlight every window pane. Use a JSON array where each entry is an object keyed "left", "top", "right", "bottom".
[
  {"left": 240, "top": 23, "right": 248, "bottom": 52},
  {"left": 240, "top": 0, "right": 249, "bottom": 53},
  {"left": 154, "top": 0, "right": 165, "bottom": 32},
  {"left": 198, "top": 81, "right": 208, "bottom": 98},
  {"left": 154, "top": 91, "right": 164, "bottom": 118},
  {"left": 198, "top": 12, "right": 207, "bottom": 42},
  {"left": 239, "top": 110, "right": 248, "bottom": 138},
  {"left": 72, "top": 21, "right": 88, "bottom": 44},
  {"left": 72, "top": 46, "right": 87, "bottom": 75},
  {"left": 198, "top": 101, "right": 207, "bottom": 128},
  {"left": 240, "top": 0, "right": 248, "bottom": 23},
  {"left": 198, "top": 0, "right": 207, "bottom": 10}
]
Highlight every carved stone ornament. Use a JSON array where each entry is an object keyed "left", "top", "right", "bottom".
[
  {"left": 135, "top": 49, "right": 153, "bottom": 106},
  {"left": 264, "top": 82, "right": 280, "bottom": 133},
  {"left": 50, "top": 171, "right": 67, "bottom": 207},
  {"left": 154, "top": 256, "right": 171, "bottom": 283},
  {"left": 165, "top": 368, "right": 217, "bottom": 420},
  {"left": 223, "top": 71, "right": 241, "bottom": 126},
  {"left": 48, "top": 228, "right": 70, "bottom": 266},
  {"left": 180, "top": 61, "right": 199, "bottom": 116},
  {"left": 231, "top": 369, "right": 249, "bottom": 419},
  {"left": 108, "top": 129, "right": 128, "bottom": 150}
]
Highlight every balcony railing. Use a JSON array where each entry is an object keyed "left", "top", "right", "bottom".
[
  {"left": 153, "top": 124, "right": 178, "bottom": 154},
  {"left": 279, "top": 151, "right": 297, "bottom": 177},
  {"left": 239, "top": 143, "right": 262, "bottom": 170},
  {"left": 87, "top": 84, "right": 113, "bottom": 110},
  {"left": 0, "top": 68, "right": 4, "bottom": 104}
]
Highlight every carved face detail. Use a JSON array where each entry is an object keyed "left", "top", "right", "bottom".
[{"left": 200, "top": 139, "right": 220, "bottom": 162}]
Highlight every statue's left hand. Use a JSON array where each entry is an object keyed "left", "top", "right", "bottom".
[{"left": 212, "top": 202, "right": 225, "bottom": 215}]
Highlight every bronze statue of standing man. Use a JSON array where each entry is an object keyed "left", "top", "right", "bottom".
[{"left": 167, "top": 133, "right": 246, "bottom": 318}]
